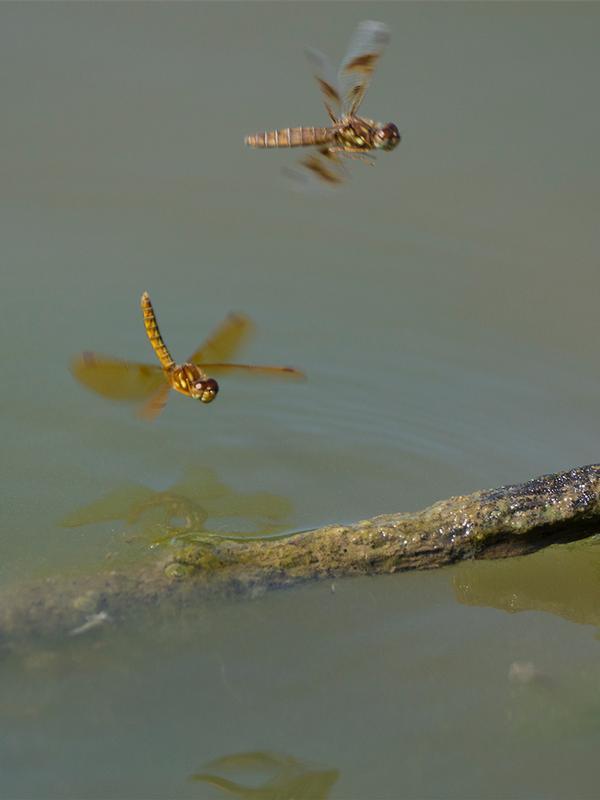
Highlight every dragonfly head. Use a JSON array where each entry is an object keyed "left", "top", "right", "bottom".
[
  {"left": 192, "top": 377, "right": 219, "bottom": 404},
  {"left": 374, "top": 123, "right": 401, "bottom": 151}
]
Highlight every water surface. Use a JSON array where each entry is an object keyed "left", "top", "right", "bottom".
[{"left": 1, "top": 3, "right": 599, "bottom": 798}]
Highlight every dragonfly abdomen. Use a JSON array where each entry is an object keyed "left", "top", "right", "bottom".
[
  {"left": 141, "top": 292, "right": 175, "bottom": 370},
  {"left": 245, "top": 126, "right": 333, "bottom": 148}
]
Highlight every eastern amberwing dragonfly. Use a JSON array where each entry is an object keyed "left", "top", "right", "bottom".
[
  {"left": 71, "top": 292, "right": 305, "bottom": 421},
  {"left": 245, "top": 20, "right": 400, "bottom": 186}
]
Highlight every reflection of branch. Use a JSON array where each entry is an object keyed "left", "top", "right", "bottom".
[
  {"left": 3, "top": 465, "right": 600, "bottom": 640},
  {"left": 190, "top": 751, "right": 339, "bottom": 800},
  {"left": 453, "top": 536, "right": 600, "bottom": 628}
]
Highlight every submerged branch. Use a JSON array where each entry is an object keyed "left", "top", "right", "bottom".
[{"left": 3, "top": 464, "right": 600, "bottom": 642}]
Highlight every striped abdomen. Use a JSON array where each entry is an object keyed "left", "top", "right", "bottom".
[
  {"left": 140, "top": 291, "right": 175, "bottom": 370},
  {"left": 245, "top": 126, "right": 333, "bottom": 148}
]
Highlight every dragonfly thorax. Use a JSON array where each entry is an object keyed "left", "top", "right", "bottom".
[
  {"left": 170, "top": 363, "right": 219, "bottom": 403},
  {"left": 336, "top": 118, "right": 375, "bottom": 150}
]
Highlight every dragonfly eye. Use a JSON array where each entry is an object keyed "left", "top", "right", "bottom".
[
  {"left": 375, "top": 123, "right": 401, "bottom": 151},
  {"left": 195, "top": 378, "right": 219, "bottom": 404}
]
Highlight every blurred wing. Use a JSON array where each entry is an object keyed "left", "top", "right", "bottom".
[
  {"left": 305, "top": 46, "right": 342, "bottom": 121},
  {"left": 200, "top": 363, "right": 306, "bottom": 381},
  {"left": 188, "top": 313, "right": 255, "bottom": 365},
  {"left": 70, "top": 353, "right": 165, "bottom": 401},
  {"left": 283, "top": 146, "right": 347, "bottom": 192},
  {"left": 338, "top": 20, "right": 390, "bottom": 116},
  {"left": 137, "top": 382, "right": 171, "bottom": 422}
]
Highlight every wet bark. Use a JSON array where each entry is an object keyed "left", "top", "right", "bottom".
[{"left": 3, "top": 464, "right": 599, "bottom": 642}]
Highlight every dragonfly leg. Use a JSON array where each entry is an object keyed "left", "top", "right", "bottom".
[{"left": 339, "top": 151, "right": 376, "bottom": 165}]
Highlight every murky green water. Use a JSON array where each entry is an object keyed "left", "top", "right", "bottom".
[{"left": 2, "top": 3, "right": 599, "bottom": 798}]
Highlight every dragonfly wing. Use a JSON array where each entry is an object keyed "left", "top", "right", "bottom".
[
  {"left": 70, "top": 353, "right": 166, "bottom": 401},
  {"left": 137, "top": 381, "right": 171, "bottom": 422},
  {"left": 338, "top": 20, "right": 390, "bottom": 116},
  {"left": 200, "top": 363, "right": 306, "bottom": 381},
  {"left": 283, "top": 146, "right": 347, "bottom": 192},
  {"left": 305, "top": 45, "right": 342, "bottom": 121},
  {"left": 61, "top": 484, "right": 156, "bottom": 527},
  {"left": 188, "top": 313, "right": 255, "bottom": 365}
]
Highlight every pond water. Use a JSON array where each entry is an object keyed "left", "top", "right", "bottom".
[{"left": 1, "top": 3, "right": 599, "bottom": 798}]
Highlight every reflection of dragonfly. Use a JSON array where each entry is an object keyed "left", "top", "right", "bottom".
[
  {"left": 61, "top": 465, "right": 294, "bottom": 545},
  {"left": 245, "top": 20, "right": 400, "bottom": 186},
  {"left": 191, "top": 751, "right": 339, "bottom": 800},
  {"left": 71, "top": 292, "right": 305, "bottom": 420}
]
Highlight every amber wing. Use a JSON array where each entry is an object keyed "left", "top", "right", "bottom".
[
  {"left": 70, "top": 353, "right": 166, "bottom": 401},
  {"left": 188, "top": 313, "right": 255, "bottom": 365},
  {"left": 199, "top": 363, "right": 305, "bottom": 380},
  {"left": 338, "top": 20, "right": 390, "bottom": 116}
]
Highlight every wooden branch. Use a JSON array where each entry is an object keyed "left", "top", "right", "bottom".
[{"left": 2, "top": 465, "right": 599, "bottom": 643}]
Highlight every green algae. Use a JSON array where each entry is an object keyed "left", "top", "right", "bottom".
[{"left": 167, "top": 464, "right": 600, "bottom": 581}]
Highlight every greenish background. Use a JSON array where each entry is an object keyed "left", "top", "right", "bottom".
[{"left": 1, "top": 3, "right": 599, "bottom": 798}]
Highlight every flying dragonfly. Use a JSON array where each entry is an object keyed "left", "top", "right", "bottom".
[
  {"left": 71, "top": 292, "right": 305, "bottom": 421},
  {"left": 245, "top": 20, "right": 400, "bottom": 186}
]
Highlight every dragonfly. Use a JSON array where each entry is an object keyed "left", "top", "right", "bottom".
[
  {"left": 71, "top": 292, "right": 305, "bottom": 421},
  {"left": 245, "top": 20, "right": 400, "bottom": 186}
]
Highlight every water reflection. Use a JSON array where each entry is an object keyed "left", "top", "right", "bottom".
[
  {"left": 61, "top": 466, "right": 293, "bottom": 546},
  {"left": 453, "top": 537, "right": 600, "bottom": 629},
  {"left": 190, "top": 751, "right": 339, "bottom": 799}
]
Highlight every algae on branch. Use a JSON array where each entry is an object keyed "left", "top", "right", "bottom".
[{"left": 2, "top": 464, "right": 600, "bottom": 642}]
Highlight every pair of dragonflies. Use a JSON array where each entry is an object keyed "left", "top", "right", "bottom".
[
  {"left": 71, "top": 293, "right": 305, "bottom": 421},
  {"left": 245, "top": 19, "right": 400, "bottom": 186},
  {"left": 72, "top": 21, "right": 399, "bottom": 417}
]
